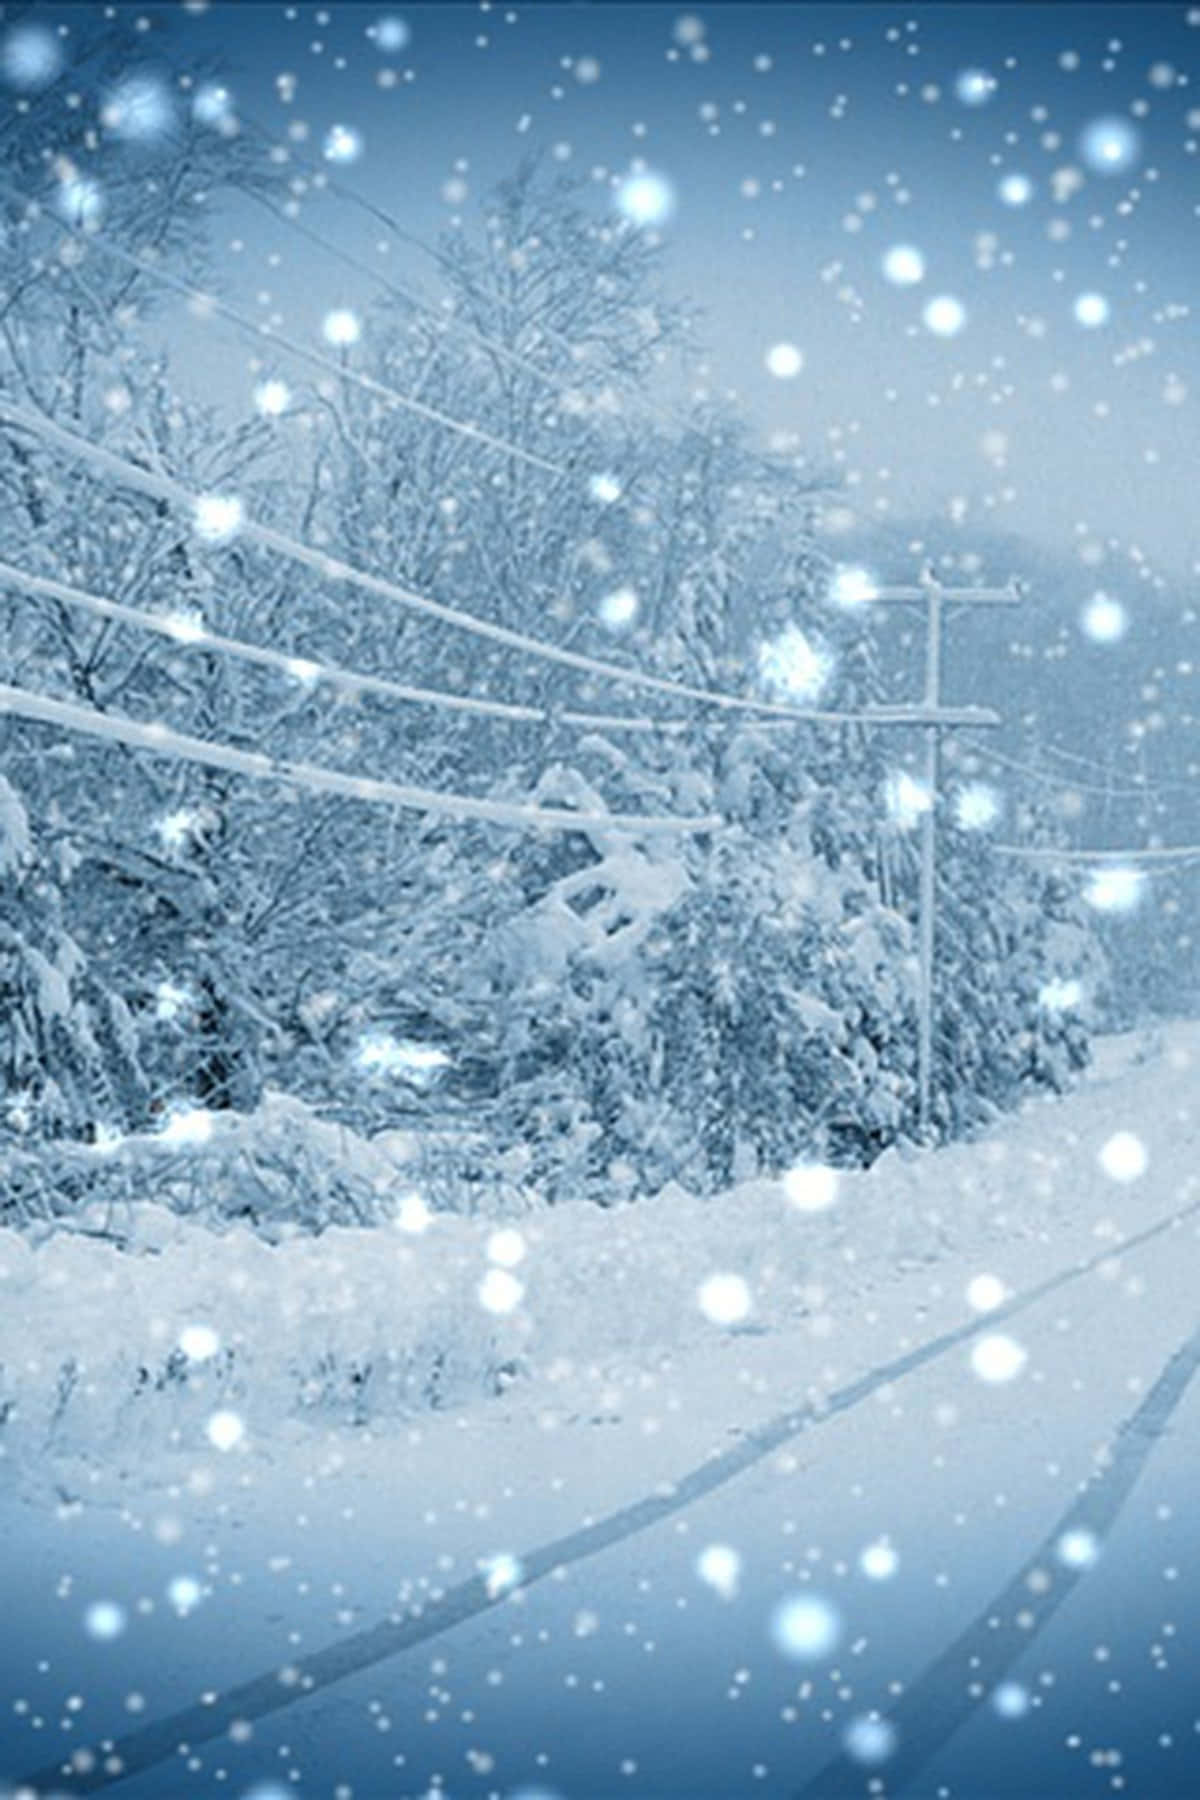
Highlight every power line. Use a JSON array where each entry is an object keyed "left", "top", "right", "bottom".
[
  {"left": 0, "top": 556, "right": 539, "bottom": 726},
  {"left": 0, "top": 176, "right": 567, "bottom": 478},
  {"left": 238, "top": 116, "right": 720, "bottom": 447},
  {"left": 0, "top": 558, "right": 665, "bottom": 738},
  {"left": 242, "top": 117, "right": 470, "bottom": 285},
  {"left": 1038, "top": 736, "right": 1197, "bottom": 796},
  {"left": 24, "top": 177, "right": 1183, "bottom": 806},
  {"left": 0, "top": 681, "right": 722, "bottom": 836},
  {"left": 242, "top": 118, "right": 594, "bottom": 354},
  {"left": 953, "top": 734, "right": 1177, "bottom": 801},
  {"left": 0, "top": 555, "right": 998, "bottom": 742},
  {"left": 242, "top": 185, "right": 580, "bottom": 404},
  {"left": 992, "top": 843, "right": 1200, "bottom": 865},
  {"left": 0, "top": 399, "right": 997, "bottom": 730}
]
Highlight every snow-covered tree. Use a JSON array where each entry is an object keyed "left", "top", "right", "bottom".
[
  {"left": 0, "top": 774, "right": 145, "bottom": 1146},
  {"left": 0, "top": 105, "right": 1112, "bottom": 1212}
]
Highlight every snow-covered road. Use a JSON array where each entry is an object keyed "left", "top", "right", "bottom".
[{"left": 4, "top": 1027, "right": 1200, "bottom": 1798}]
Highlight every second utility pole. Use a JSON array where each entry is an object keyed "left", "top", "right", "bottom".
[
  {"left": 918, "top": 566, "right": 943, "bottom": 1136},
  {"left": 858, "top": 568, "right": 1023, "bottom": 1132}
]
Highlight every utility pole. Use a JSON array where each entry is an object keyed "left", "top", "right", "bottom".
[
  {"left": 850, "top": 569, "right": 1024, "bottom": 1134},
  {"left": 919, "top": 566, "right": 943, "bottom": 1138}
]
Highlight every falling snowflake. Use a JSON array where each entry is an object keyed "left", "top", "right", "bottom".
[
  {"left": 965, "top": 1274, "right": 1007, "bottom": 1314},
  {"left": 482, "top": 1552, "right": 523, "bottom": 1597},
  {"left": 58, "top": 175, "right": 105, "bottom": 231},
  {"left": 1078, "top": 115, "right": 1142, "bottom": 176},
  {"left": 758, "top": 624, "right": 832, "bottom": 704},
  {"left": 1097, "top": 1130, "right": 1147, "bottom": 1182},
  {"left": 923, "top": 294, "right": 967, "bottom": 337},
  {"left": 84, "top": 1601, "right": 127, "bottom": 1641},
  {"left": 178, "top": 1324, "right": 220, "bottom": 1362},
  {"left": 954, "top": 67, "right": 997, "bottom": 105},
  {"left": 206, "top": 1409, "right": 245, "bottom": 1452},
  {"left": 1056, "top": 1527, "right": 1101, "bottom": 1570},
  {"left": 322, "top": 308, "right": 362, "bottom": 348},
  {"left": 765, "top": 342, "right": 804, "bottom": 378},
  {"left": 193, "top": 493, "right": 244, "bottom": 544},
  {"left": 254, "top": 378, "right": 292, "bottom": 417},
  {"left": 193, "top": 84, "right": 234, "bottom": 127},
  {"left": 599, "top": 586, "right": 639, "bottom": 628},
  {"left": 372, "top": 15, "right": 412, "bottom": 54},
  {"left": 324, "top": 124, "right": 364, "bottom": 164},
  {"left": 970, "top": 1333, "right": 1027, "bottom": 1384},
  {"left": 167, "top": 1575, "right": 203, "bottom": 1613},
  {"left": 829, "top": 565, "right": 879, "bottom": 607},
  {"left": 697, "top": 1544, "right": 742, "bottom": 1599},
  {"left": 843, "top": 1715, "right": 898, "bottom": 1766},
  {"left": 997, "top": 172, "right": 1034, "bottom": 206},
  {"left": 479, "top": 1268, "right": 524, "bottom": 1315},
  {"left": 487, "top": 1228, "right": 526, "bottom": 1269},
  {"left": 1080, "top": 592, "right": 1127, "bottom": 643},
  {"left": 1074, "top": 292, "right": 1110, "bottom": 328},
  {"left": 859, "top": 1540, "right": 900, "bottom": 1580},
  {"left": 782, "top": 1162, "right": 838, "bottom": 1213},
  {"left": 1, "top": 24, "right": 62, "bottom": 89},
  {"left": 1084, "top": 866, "right": 1145, "bottom": 914},
  {"left": 161, "top": 609, "right": 208, "bottom": 644},
  {"left": 885, "top": 771, "right": 933, "bottom": 831},
  {"left": 769, "top": 1593, "right": 842, "bottom": 1661},
  {"left": 395, "top": 1191, "right": 432, "bottom": 1234},
  {"left": 697, "top": 1273, "right": 752, "bottom": 1326},
  {"left": 882, "top": 244, "right": 926, "bottom": 286},
  {"left": 954, "top": 782, "right": 1001, "bottom": 831},
  {"left": 615, "top": 170, "right": 676, "bottom": 227},
  {"left": 102, "top": 75, "right": 175, "bottom": 142},
  {"left": 991, "top": 1680, "right": 1031, "bottom": 1719}
]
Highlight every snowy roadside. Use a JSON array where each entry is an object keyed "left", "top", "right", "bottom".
[
  {"left": 2, "top": 1023, "right": 1199, "bottom": 1800},
  {"left": 1, "top": 1021, "right": 1194, "bottom": 1504}
]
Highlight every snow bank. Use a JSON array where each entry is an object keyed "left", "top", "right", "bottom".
[
  {"left": 2, "top": 1022, "right": 1194, "bottom": 1478},
  {"left": 0, "top": 1089, "right": 527, "bottom": 1236},
  {"left": 0, "top": 1167, "right": 950, "bottom": 1469}
]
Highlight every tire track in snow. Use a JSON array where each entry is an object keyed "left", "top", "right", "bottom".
[
  {"left": 795, "top": 1318, "right": 1200, "bottom": 1798},
  {"left": 13, "top": 1191, "right": 1200, "bottom": 1798}
]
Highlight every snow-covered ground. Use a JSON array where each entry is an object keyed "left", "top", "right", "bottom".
[
  {"left": 3, "top": 1022, "right": 1200, "bottom": 1798},
  {"left": 0, "top": 1023, "right": 1183, "bottom": 1481}
]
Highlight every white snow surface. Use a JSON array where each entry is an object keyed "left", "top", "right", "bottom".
[{"left": 0, "top": 1023, "right": 1193, "bottom": 1487}]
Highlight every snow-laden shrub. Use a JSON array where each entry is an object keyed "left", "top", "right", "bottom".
[
  {"left": 0, "top": 776, "right": 148, "bottom": 1148},
  {"left": 446, "top": 750, "right": 1106, "bottom": 1201},
  {"left": 635, "top": 832, "right": 912, "bottom": 1189},
  {"left": 0, "top": 1090, "right": 540, "bottom": 1237},
  {"left": 928, "top": 835, "right": 1102, "bottom": 1137}
]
